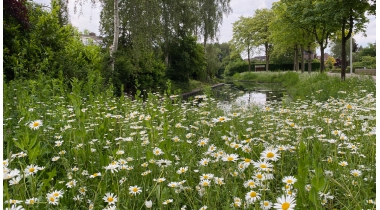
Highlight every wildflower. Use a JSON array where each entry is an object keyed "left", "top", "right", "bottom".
[
  {"left": 153, "top": 147, "right": 164, "bottom": 156},
  {"left": 244, "top": 179, "right": 258, "bottom": 188},
  {"left": 52, "top": 156, "right": 60, "bottom": 161},
  {"left": 212, "top": 116, "right": 231, "bottom": 123},
  {"left": 214, "top": 177, "right": 225, "bottom": 186},
  {"left": 29, "top": 120, "right": 43, "bottom": 130},
  {"left": 177, "top": 166, "right": 188, "bottom": 174},
  {"left": 199, "top": 179, "right": 211, "bottom": 187},
  {"left": 222, "top": 153, "right": 239, "bottom": 162},
  {"left": 103, "top": 192, "right": 118, "bottom": 205},
  {"left": 305, "top": 184, "right": 312, "bottom": 191},
  {"left": 168, "top": 182, "right": 179, "bottom": 188},
  {"left": 9, "top": 176, "right": 22, "bottom": 185},
  {"left": 103, "top": 205, "right": 116, "bottom": 210},
  {"left": 79, "top": 186, "right": 87, "bottom": 195},
  {"left": 154, "top": 178, "right": 166, "bottom": 183},
  {"left": 55, "top": 141, "right": 64, "bottom": 147},
  {"left": 66, "top": 179, "right": 77, "bottom": 188},
  {"left": 51, "top": 189, "right": 64, "bottom": 198},
  {"left": 25, "top": 198, "right": 38, "bottom": 205},
  {"left": 282, "top": 176, "right": 297, "bottom": 185},
  {"left": 4, "top": 169, "right": 20, "bottom": 180},
  {"left": 232, "top": 197, "right": 242, "bottom": 207},
  {"left": 155, "top": 159, "right": 172, "bottom": 167},
  {"left": 339, "top": 161, "right": 348, "bottom": 167},
  {"left": 273, "top": 195, "right": 296, "bottom": 210},
  {"left": 116, "top": 150, "right": 124, "bottom": 155},
  {"left": 162, "top": 199, "right": 173, "bottom": 205},
  {"left": 197, "top": 138, "right": 209, "bottom": 147},
  {"left": 253, "top": 160, "right": 273, "bottom": 171},
  {"left": 129, "top": 186, "right": 142, "bottom": 196},
  {"left": 24, "top": 164, "right": 44, "bottom": 177},
  {"left": 5, "top": 204, "right": 24, "bottom": 210},
  {"left": 350, "top": 169, "right": 362, "bottom": 177},
  {"left": 261, "top": 148, "right": 280, "bottom": 161},
  {"left": 89, "top": 172, "right": 101, "bottom": 178},
  {"left": 145, "top": 200, "right": 153, "bottom": 208},
  {"left": 260, "top": 200, "right": 273, "bottom": 210},
  {"left": 199, "top": 205, "right": 208, "bottom": 210},
  {"left": 199, "top": 158, "right": 211, "bottom": 166},
  {"left": 47, "top": 194, "right": 59, "bottom": 205},
  {"left": 104, "top": 161, "right": 120, "bottom": 173},
  {"left": 245, "top": 190, "right": 261, "bottom": 203},
  {"left": 5, "top": 199, "right": 22, "bottom": 204}
]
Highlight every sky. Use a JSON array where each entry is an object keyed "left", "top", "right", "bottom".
[{"left": 34, "top": 0, "right": 376, "bottom": 55}]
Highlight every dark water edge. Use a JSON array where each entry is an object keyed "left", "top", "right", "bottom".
[{"left": 182, "top": 81, "right": 292, "bottom": 111}]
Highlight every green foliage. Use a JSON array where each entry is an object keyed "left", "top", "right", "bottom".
[
  {"left": 166, "top": 34, "right": 207, "bottom": 84},
  {"left": 205, "top": 44, "right": 222, "bottom": 80},
  {"left": 103, "top": 49, "right": 166, "bottom": 96},
  {"left": 3, "top": 1, "right": 104, "bottom": 90},
  {"left": 353, "top": 56, "right": 376, "bottom": 69},
  {"left": 358, "top": 43, "right": 376, "bottom": 57},
  {"left": 224, "top": 61, "right": 249, "bottom": 76}
]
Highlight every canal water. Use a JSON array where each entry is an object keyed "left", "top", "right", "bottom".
[{"left": 210, "top": 82, "right": 289, "bottom": 111}]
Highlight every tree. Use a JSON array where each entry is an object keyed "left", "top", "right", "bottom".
[
  {"left": 230, "top": 16, "right": 255, "bottom": 71},
  {"left": 166, "top": 33, "right": 206, "bottom": 84},
  {"left": 251, "top": 8, "right": 275, "bottom": 71},
  {"left": 270, "top": 1, "right": 316, "bottom": 73},
  {"left": 205, "top": 44, "right": 222, "bottom": 80},
  {"left": 197, "top": 0, "right": 232, "bottom": 49},
  {"left": 329, "top": 37, "right": 358, "bottom": 59},
  {"left": 358, "top": 43, "right": 376, "bottom": 57},
  {"left": 329, "top": 0, "right": 370, "bottom": 80},
  {"left": 282, "top": 0, "right": 338, "bottom": 73}
]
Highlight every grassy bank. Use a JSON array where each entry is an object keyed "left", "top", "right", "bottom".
[{"left": 229, "top": 71, "right": 376, "bottom": 101}]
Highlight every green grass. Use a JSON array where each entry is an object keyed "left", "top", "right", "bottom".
[{"left": 3, "top": 75, "right": 376, "bottom": 210}]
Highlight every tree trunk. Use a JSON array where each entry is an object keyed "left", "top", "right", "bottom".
[
  {"left": 341, "top": 14, "right": 353, "bottom": 81},
  {"left": 319, "top": 45, "right": 325, "bottom": 73},
  {"left": 110, "top": 0, "right": 119, "bottom": 72},
  {"left": 295, "top": 44, "right": 299, "bottom": 71},
  {"left": 300, "top": 45, "right": 305, "bottom": 73},
  {"left": 265, "top": 43, "right": 269, "bottom": 71},
  {"left": 308, "top": 45, "right": 312, "bottom": 74},
  {"left": 247, "top": 46, "right": 251, "bottom": 72}
]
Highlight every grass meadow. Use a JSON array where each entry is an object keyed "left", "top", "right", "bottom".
[{"left": 3, "top": 73, "right": 376, "bottom": 210}]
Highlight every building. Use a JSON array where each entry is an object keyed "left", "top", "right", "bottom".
[
  {"left": 316, "top": 53, "right": 330, "bottom": 61},
  {"left": 80, "top": 32, "right": 103, "bottom": 46}
]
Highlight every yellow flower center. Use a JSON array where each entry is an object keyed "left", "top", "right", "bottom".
[
  {"left": 49, "top": 197, "right": 55, "bottom": 202},
  {"left": 263, "top": 201, "right": 269, "bottom": 206},
  {"left": 29, "top": 168, "right": 35, "bottom": 173},
  {"left": 287, "top": 180, "right": 293, "bottom": 184},
  {"left": 267, "top": 152, "right": 274, "bottom": 158},
  {"left": 353, "top": 172, "right": 359, "bottom": 177},
  {"left": 244, "top": 158, "right": 251, "bottom": 163},
  {"left": 257, "top": 174, "right": 263, "bottom": 179},
  {"left": 250, "top": 191, "right": 257, "bottom": 197},
  {"left": 33, "top": 122, "right": 39, "bottom": 127},
  {"left": 107, "top": 197, "right": 114, "bottom": 202},
  {"left": 228, "top": 157, "right": 234, "bottom": 161},
  {"left": 282, "top": 202, "right": 290, "bottom": 210},
  {"left": 260, "top": 164, "right": 267, "bottom": 168},
  {"left": 30, "top": 199, "right": 35, "bottom": 204}
]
